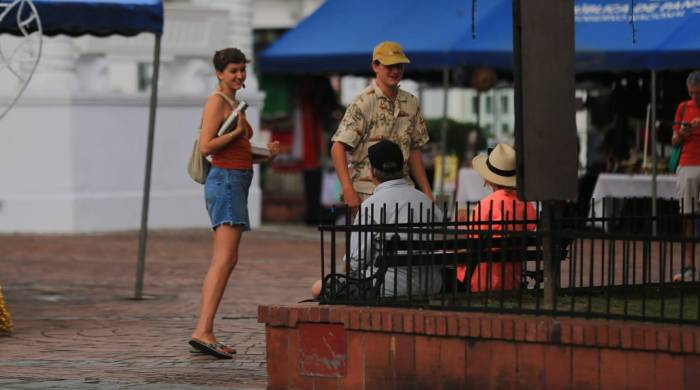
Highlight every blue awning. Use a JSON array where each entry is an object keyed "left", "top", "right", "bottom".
[
  {"left": 574, "top": 0, "right": 700, "bottom": 71},
  {"left": 0, "top": 0, "right": 164, "bottom": 37},
  {"left": 260, "top": 0, "right": 700, "bottom": 73}
]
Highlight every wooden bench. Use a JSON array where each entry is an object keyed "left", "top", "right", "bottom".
[{"left": 369, "top": 231, "right": 572, "bottom": 295}]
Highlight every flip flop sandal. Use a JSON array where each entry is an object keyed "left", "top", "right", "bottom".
[
  {"left": 188, "top": 339, "right": 233, "bottom": 359},
  {"left": 190, "top": 342, "right": 236, "bottom": 355}
]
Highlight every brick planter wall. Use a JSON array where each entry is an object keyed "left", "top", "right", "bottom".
[{"left": 258, "top": 304, "right": 700, "bottom": 389}]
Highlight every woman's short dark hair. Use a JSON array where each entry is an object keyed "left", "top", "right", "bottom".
[{"left": 213, "top": 48, "right": 249, "bottom": 72}]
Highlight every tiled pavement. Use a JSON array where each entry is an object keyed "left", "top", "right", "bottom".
[{"left": 0, "top": 225, "right": 327, "bottom": 389}]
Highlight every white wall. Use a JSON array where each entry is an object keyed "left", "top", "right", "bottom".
[
  {"left": 421, "top": 87, "right": 515, "bottom": 141},
  {"left": 252, "top": 0, "right": 324, "bottom": 29},
  {"left": 0, "top": 92, "right": 264, "bottom": 233},
  {"left": 0, "top": 2, "right": 266, "bottom": 233}
]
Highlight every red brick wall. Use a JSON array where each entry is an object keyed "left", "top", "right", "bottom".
[{"left": 258, "top": 305, "right": 700, "bottom": 389}]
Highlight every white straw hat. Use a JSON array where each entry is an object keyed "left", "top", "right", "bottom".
[{"left": 472, "top": 144, "right": 517, "bottom": 187}]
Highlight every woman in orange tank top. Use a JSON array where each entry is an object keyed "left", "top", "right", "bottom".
[{"left": 189, "top": 48, "right": 279, "bottom": 359}]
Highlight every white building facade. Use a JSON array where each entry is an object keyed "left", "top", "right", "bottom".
[{"left": 0, "top": 1, "right": 264, "bottom": 233}]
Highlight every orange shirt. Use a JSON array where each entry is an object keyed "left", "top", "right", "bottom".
[
  {"left": 457, "top": 189, "right": 537, "bottom": 290},
  {"left": 211, "top": 119, "right": 253, "bottom": 170},
  {"left": 674, "top": 100, "right": 700, "bottom": 167},
  {"left": 467, "top": 189, "right": 537, "bottom": 233}
]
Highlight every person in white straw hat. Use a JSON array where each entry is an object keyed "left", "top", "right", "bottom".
[
  {"left": 457, "top": 144, "right": 537, "bottom": 292},
  {"left": 472, "top": 143, "right": 517, "bottom": 188}
]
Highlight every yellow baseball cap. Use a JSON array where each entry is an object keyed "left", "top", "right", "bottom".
[{"left": 372, "top": 41, "right": 411, "bottom": 65}]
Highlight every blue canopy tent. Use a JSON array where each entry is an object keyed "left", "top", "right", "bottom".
[
  {"left": 260, "top": 0, "right": 700, "bottom": 73},
  {"left": 0, "top": 0, "right": 164, "bottom": 298},
  {"left": 260, "top": 0, "right": 700, "bottom": 225},
  {"left": 0, "top": 0, "right": 162, "bottom": 36}
]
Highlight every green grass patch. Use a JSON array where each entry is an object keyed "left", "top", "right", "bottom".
[{"left": 442, "top": 288, "right": 700, "bottom": 322}]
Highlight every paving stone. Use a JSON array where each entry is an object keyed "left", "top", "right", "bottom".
[
  {"left": 0, "top": 378, "right": 24, "bottom": 384},
  {"left": 0, "top": 225, "right": 336, "bottom": 389}
]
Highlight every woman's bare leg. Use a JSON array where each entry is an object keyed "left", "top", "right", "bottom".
[{"left": 192, "top": 224, "right": 243, "bottom": 343}]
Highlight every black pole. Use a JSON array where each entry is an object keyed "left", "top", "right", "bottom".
[
  {"left": 541, "top": 201, "right": 561, "bottom": 309},
  {"left": 135, "top": 34, "right": 162, "bottom": 300},
  {"left": 651, "top": 70, "right": 658, "bottom": 236},
  {"left": 512, "top": 0, "right": 524, "bottom": 199},
  {"left": 439, "top": 67, "right": 449, "bottom": 197},
  {"left": 512, "top": 0, "right": 574, "bottom": 308}
]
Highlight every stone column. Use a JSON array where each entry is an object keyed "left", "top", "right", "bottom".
[
  {"left": 25, "top": 36, "right": 78, "bottom": 95},
  {"left": 197, "top": 0, "right": 254, "bottom": 59},
  {"left": 161, "top": 58, "right": 211, "bottom": 95},
  {"left": 0, "top": 36, "right": 28, "bottom": 95},
  {"left": 75, "top": 54, "right": 108, "bottom": 93}
]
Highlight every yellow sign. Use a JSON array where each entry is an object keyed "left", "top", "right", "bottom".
[{"left": 434, "top": 154, "right": 459, "bottom": 196}]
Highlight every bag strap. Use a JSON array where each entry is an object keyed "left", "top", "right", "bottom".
[
  {"left": 681, "top": 101, "right": 688, "bottom": 121},
  {"left": 198, "top": 91, "right": 237, "bottom": 130},
  {"left": 212, "top": 91, "right": 236, "bottom": 108},
  {"left": 677, "top": 101, "right": 688, "bottom": 138},
  {"left": 674, "top": 101, "right": 689, "bottom": 151}
]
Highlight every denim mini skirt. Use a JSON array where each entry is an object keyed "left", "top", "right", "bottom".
[{"left": 204, "top": 167, "right": 253, "bottom": 231}]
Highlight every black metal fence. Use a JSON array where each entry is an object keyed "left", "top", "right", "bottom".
[{"left": 318, "top": 199, "right": 700, "bottom": 325}]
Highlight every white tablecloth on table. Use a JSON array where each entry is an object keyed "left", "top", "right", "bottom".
[
  {"left": 589, "top": 173, "right": 678, "bottom": 221},
  {"left": 455, "top": 168, "right": 490, "bottom": 204}
]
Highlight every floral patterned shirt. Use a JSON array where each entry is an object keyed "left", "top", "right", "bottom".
[{"left": 332, "top": 80, "right": 429, "bottom": 195}]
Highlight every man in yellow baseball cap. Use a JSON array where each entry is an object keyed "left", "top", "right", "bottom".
[
  {"left": 370, "top": 41, "right": 411, "bottom": 97},
  {"left": 372, "top": 41, "right": 411, "bottom": 65},
  {"left": 330, "top": 41, "right": 433, "bottom": 211}
]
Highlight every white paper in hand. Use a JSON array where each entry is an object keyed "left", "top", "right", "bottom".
[
  {"left": 251, "top": 142, "right": 271, "bottom": 158},
  {"left": 217, "top": 100, "right": 249, "bottom": 136}
]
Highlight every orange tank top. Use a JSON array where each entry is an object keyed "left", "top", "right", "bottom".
[
  {"left": 675, "top": 100, "right": 700, "bottom": 167},
  {"left": 209, "top": 92, "right": 253, "bottom": 170}
]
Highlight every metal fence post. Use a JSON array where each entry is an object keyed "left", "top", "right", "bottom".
[{"left": 542, "top": 201, "right": 561, "bottom": 309}]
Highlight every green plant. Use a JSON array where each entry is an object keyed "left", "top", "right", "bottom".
[{"left": 425, "top": 119, "right": 482, "bottom": 163}]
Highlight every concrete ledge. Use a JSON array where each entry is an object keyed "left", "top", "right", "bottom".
[{"left": 259, "top": 304, "right": 700, "bottom": 389}]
